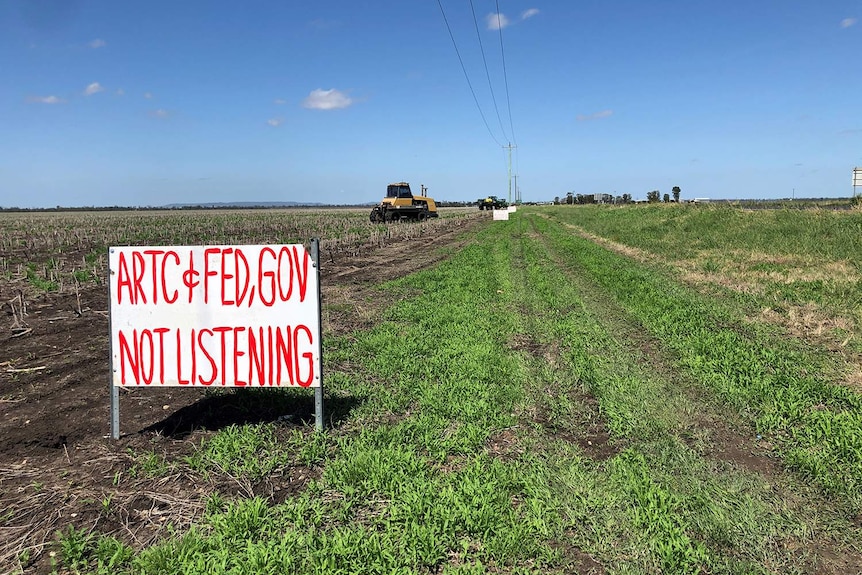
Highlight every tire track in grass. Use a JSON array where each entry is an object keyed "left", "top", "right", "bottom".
[
  {"left": 500, "top": 220, "right": 722, "bottom": 574},
  {"left": 525, "top": 215, "right": 784, "bottom": 480},
  {"left": 518, "top": 213, "right": 862, "bottom": 574}
]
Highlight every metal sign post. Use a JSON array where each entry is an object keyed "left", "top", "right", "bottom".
[
  {"left": 109, "top": 300, "right": 120, "bottom": 439},
  {"left": 311, "top": 238, "right": 324, "bottom": 432}
]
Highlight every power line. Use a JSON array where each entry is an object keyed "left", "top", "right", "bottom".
[
  {"left": 468, "top": 0, "right": 509, "bottom": 143},
  {"left": 435, "top": 0, "right": 522, "bottom": 202},
  {"left": 493, "top": 0, "right": 519, "bottom": 202},
  {"left": 495, "top": 0, "right": 517, "bottom": 147},
  {"left": 435, "top": 0, "right": 503, "bottom": 147}
]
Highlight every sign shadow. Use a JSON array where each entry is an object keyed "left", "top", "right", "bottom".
[{"left": 140, "top": 388, "right": 363, "bottom": 438}]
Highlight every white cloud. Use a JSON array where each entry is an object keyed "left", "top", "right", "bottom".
[
  {"left": 88, "top": 38, "right": 106, "bottom": 48},
  {"left": 116, "top": 88, "right": 125, "bottom": 96},
  {"left": 486, "top": 12, "right": 510, "bottom": 30},
  {"left": 267, "top": 117, "right": 284, "bottom": 127},
  {"left": 302, "top": 88, "right": 353, "bottom": 110},
  {"left": 576, "top": 109, "right": 613, "bottom": 121},
  {"left": 27, "top": 95, "right": 65, "bottom": 104},
  {"left": 521, "top": 8, "right": 540, "bottom": 20},
  {"left": 273, "top": 98, "right": 287, "bottom": 105},
  {"left": 84, "top": 82, "right": 104, "bottom": 96},
  {"left": 149, "top": 108, "right": 169, "bottom": 118},
  {"left": 144, "top": 91, "right": 153, "bottom": 99},
  {"left": 840, "top": 17, "right": 857, "bottom": 28}
]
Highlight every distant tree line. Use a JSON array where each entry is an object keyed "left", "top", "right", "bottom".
[{"left": 553, "top": 186, "right": 682, "bottom": 205}]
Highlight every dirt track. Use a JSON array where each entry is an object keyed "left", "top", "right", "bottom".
[{"left": 0, "top": 214, "right": 484, "bottom": 573}]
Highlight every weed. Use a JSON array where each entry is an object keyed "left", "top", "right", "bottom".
[
  {"left": 94, "top": 536, "right": 133, "bottom": 572},
  {"left": 56, "top": 525, "right": 93, "bottom": 572},
  {"left": 129, "top": 449, "right": 171, "bottom": 478},
  {"left": 100, "top": 494, "right": 113, "bottom": 515}
]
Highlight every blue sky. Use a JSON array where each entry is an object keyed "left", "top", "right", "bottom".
[{"left": 1, "top": 0, "right": 861, "bottom": 208}]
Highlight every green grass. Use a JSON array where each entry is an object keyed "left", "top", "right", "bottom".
[
  {"left": 546, "top": 204, "right": 862, "bottom": 262},
  {"left": 173, "top": 422, "right": 330, "bottom": 483}
]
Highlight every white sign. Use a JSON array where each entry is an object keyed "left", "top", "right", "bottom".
[
  {"left": 493, "top": 209, "right": 509, "bottom": 221},
  {"left": 854, "top": 167, "right": 862, "bottom": 187},
  {"left": 109, "top": 245, "right": 321, "bottom": 388}
]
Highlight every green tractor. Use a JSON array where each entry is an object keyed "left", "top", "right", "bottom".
[{"left": 477, "top": 195, "right": 508, "bottom": 211}]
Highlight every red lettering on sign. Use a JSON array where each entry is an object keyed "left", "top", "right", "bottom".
[
  {"left": 117, "top": 328, "right": 164, "bottom": 384},
  {"left": 212, "top": 326, "right": 231, "bottom": 385},
  {"left": 177, "top": 329, "right": 190, "bottom": 385},
  {"left": 277, "top": 247, "right": 293, "bottom": 302},
  {"left": 294, "top": 324, "right": 315, "bottom": 387},
  {"left": 203, "top": 247, "right": 220, "bottom": 304},
  {"left": 235, "top": 249, "right": 251, "bottom": 306},
  {"left": 220, "top": 248, "right": 234, "bottom": 305},
  {"left": 143, "top": 250, "right": 165, "bottom": 304},
  {"left": 258, "top": 247, "right": 276, "bottom": 306},
  {"left": 118, "top": 324, "right": 315, "bottom": 387},
  {"left": 233, "top": 326, "right": 247, "bottom": 386},
  {"left": 132, "top": 251, "right": 147, "bottom": 304},
  {"left": 197, "top": 328, "right": 217, "bottom": 385},
  {"left": 139, "top": 329, "right": 154, "bottom": 384},
  {"left": 162, "top": 250, "right": 180, "bottom": 304},
  {"left": 248, "top": 326, "right": 273, "bottom": 385},
  {"left": 275, "top": 326, "right": 293, "bottom": 384},
  {"left": 118, "top": 328, "right": 138, "bottom": 384},
  {"left": 292, "top": 246, "right": 309, "bottom": 302},
  {"left": 154, "top": 327, "right": 169, "bottom": 382},
  {"left": 116, "top": 252, "right": 132, "bottom": 304}
]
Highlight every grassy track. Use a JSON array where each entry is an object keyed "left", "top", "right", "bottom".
[{"left": 52, "top": 209, "right": 862, "bottom": 574}]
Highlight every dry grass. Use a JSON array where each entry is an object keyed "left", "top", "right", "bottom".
[{"left": 0, "top": 443, "right": 207, "bottom": 572}]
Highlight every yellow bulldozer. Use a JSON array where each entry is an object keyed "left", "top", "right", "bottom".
[{"left": 369, "top": 182, "right": 439, "bottom": 223}]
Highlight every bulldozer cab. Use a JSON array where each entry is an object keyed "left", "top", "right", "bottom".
[{"left": 386, "top": 183, "right": 413, "bottom": 199}]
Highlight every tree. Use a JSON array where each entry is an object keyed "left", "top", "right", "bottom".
[
  {"left": 663, "top": 193, "right": 670, "bottom": 203},
  {"left": 672, "top": 186, "right": 681, "bottom": 203},
  {"left": 647, "top": 190, "right": 660, "bottom": 203},
  {"left": 565, "top": 192, "right": 574, "bottom": 205},
  {"left": 622, "top": 193, "right": 632, "bottom": 204},
  {"left": 554, "top": 196, "right": 560, "bottom": 205}
]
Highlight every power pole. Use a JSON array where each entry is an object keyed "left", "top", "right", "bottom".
[
  {"left": 513, "top": 174, "right": 519, "bottom": 204},
  {"left": 504, "top": 142, "right": 516, "bottom": 204}
]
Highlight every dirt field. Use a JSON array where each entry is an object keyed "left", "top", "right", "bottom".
[{"left": 0, "top": 214, "right": 482, "bottom": 573}]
